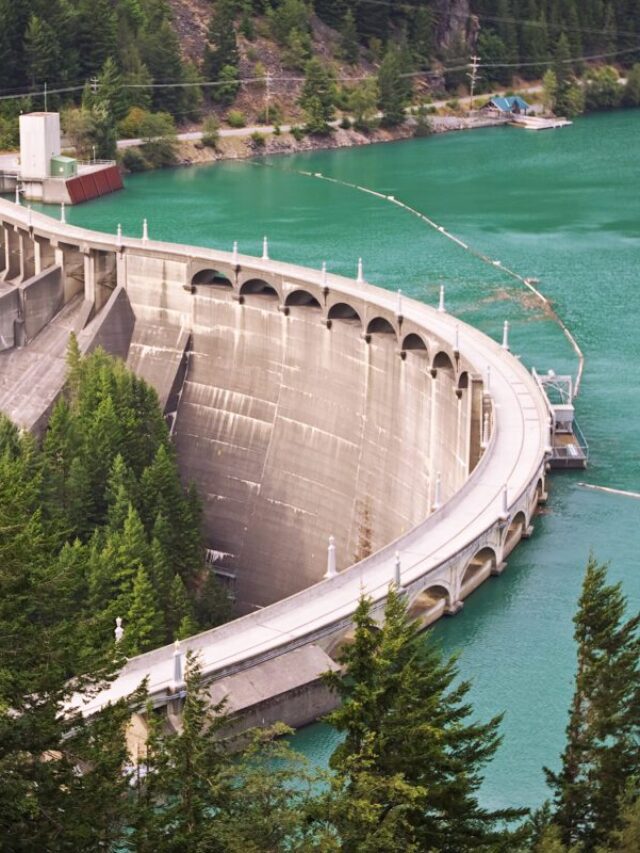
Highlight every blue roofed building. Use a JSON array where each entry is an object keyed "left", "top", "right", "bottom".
[{"left": 486, "top": 95, "right": 531, "bottom": 115}]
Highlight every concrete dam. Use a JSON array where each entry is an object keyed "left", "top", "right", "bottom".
[{"left": 0, "top": 198, "right": 551, "bottom": 727}]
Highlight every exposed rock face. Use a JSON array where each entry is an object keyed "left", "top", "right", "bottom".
[{"left": 434, "top": 0, "right": 479, "bottom": 50}]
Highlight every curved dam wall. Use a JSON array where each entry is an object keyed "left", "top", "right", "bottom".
[
  {"left": 0, "top": 200, "right": 552, "bottom": 724},
  {"left": 123, "top": 254, "right": 476, "bottom": 612}
]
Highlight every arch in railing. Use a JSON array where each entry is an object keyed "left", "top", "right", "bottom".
[
  {"left": 366, "top": 316, "right": 397, "bottom": 339},
  {"left": 285, "top": 289, "right": 322, "bottom": 309},
  {"left": 191, "top": 268, "right": 233, "bottom": 288},
  {"left": 327, "top": 302, "right": 362, "bottom": 325},
  {"left": 240, "top": 278, "right": 279, "bottom": 299}
]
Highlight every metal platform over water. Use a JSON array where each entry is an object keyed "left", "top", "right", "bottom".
[{"left": 533, "top": 368, "right": 588, "bottom": 469}]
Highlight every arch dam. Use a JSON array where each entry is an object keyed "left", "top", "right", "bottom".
[{"left": 0, "top": 198, "right": 552, "bottom": 732}]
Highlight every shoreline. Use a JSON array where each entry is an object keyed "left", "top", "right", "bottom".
[{"left": 173, "top": 115, "right": 511, "bottom": 169}]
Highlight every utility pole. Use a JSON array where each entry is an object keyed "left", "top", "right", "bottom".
[
  {"left": 467, "top": 55, "right": 481, "bottom": 113},
  {"left": 265, "top": 71, "right": 271, "bottom": 125},
  {"left": 90, "top": 76, "right": 99, "bottom": 96}
]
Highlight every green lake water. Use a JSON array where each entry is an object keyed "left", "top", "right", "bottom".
[{"left": 49, "top": 110, "right": 640, "bottom": 811}]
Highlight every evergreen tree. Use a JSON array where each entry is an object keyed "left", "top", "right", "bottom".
[
  {"left": 125, "top": 566, "right": 165, "bottom": 655},
  {"left": 300, "top": 57, "right": 336, "bottom": 134},
  {"left": 167, "top": 573, "right": 199, "bottom": 640},
  {"left": 411, "top": 6, "right": 434, "bottom": 65},
  {"left": 323, "top": 589, "right": 525, "bottom": 851},
  {"left": 75, "top": 0, "right": 117, "bottom": 78},
  {"left": 340, "top": 9, "right": 359, "bottom": 65},
  {"left": 378, "top": 46, "right": 410, "bottom": 127},
  {"left": 204, "top": 0, "right": 239, "bottom": 80},
  {"left": 545, "top": 557, "right": 640, "bottom": 851},
  {"left": 105, "top": 453, "right": 138, "bottom": 531},
  {"left": 23, "top": 15, "right": 62, "bottom": 86}
]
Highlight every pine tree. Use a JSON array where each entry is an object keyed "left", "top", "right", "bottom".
[
  {"left": 545, "top": 556, "right": 640, "bottom": 851},
  {"left": 125, "top": 566, "right": 165, "bottom": 655},
  {"left": 378, "top": 47, "right": 410, "bottom": 127},
  {"left": 204, "top": 0, "right": 239, "bottom": 79},
  {"left": 323, "top": 589, "right": 525, "bottom": 851},
  {"left": 411, "top": 6, "right": 434, "bottom": 65},
  {"left": 340, "top": 9, "right": 359, "bottom": 65},
  {"left": 23, "top": 15, "right": 62, "bottom": 87},
  {"left": 115, "top": 504, "right": 152, "bottom": 598},
  {"left": 105, "top": 453, "right": 138, "bottom": 531},
  {"left": 167, "top": 573, "right": 198, "bottom": 640},
  {"left": 299, "top": 57, "right": 336, "bottom": 134}
]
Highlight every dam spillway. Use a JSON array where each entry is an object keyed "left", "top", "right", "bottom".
[{"left": 0, "top": 197, "right": 551, "bottom": 720}]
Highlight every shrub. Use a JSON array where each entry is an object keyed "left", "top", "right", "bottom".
[
  {"left": 226, "top": 110, "right": 246, "bottom": 128},
  {"left": 117, "top": 107, "right": 149, "bottom": 139},
  {"left": 290, "top": 125, "right": 305, "bottom": 142},
  {"left": 250, "top": 131, "right": 266, "bottom": 149},
  {"left": 201, "top": 115, "right": 220, "bottom": 148},
  {"left": 256, "top": 103, "right": 284, "bottom": 125},
  {"left": 120, "top": 147, "right": 148, "bottom": 172},
  {"left": 339, "top": 116, "right": 352, "bottom": 129}
]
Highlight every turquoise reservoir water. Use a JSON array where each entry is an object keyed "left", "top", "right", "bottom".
[{"left": 57, "top": 110, "right": 640, "bottom": 811}]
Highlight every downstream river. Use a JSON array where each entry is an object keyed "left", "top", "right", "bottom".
[{"left": 58, "top": 110, "right": 639, "bottom": 811}]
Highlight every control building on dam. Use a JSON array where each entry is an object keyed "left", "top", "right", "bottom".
[{"left": 0, "top": 197, "right": 552, "bottom": 731}]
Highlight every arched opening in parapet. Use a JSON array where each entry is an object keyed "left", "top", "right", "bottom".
[
  {"left": 407, "top": 584, "right": 450, "bottom": 629},
  {"left": 458, "top": 371, "right": 469, "bottom": 390},
  {"left": 366, "top": 317, "right": 397, "bottom": 338},
  {"left": 192, "top": 269, "right": 233, "bottom": 288},
  {"left": 461, "top": 547, "right": 497, "bottom": 596},
  {"left": 285, "top": 289, "right": 322, "bottom": 309},
  {"left": 534, "top": 479, "right": 545, "bottom": 508},
  {"left": 503, "top": 511, "right": 527, "bottom": 556},
  {"left": 327, "top": 302, "right": 361, "bottom": 325},
  {"left": 401, "top": 333, "right": 429, "bottom": 356},
  {"left": 240, "top": 279, "right": 279, "bottom": 299},
  {"left": 432, "top": 350, "right": 455, "bottom": 378}
]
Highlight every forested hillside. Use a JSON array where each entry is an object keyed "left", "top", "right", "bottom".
[{"left": 1, "top": 1, "right": 639, "bottom": 115}]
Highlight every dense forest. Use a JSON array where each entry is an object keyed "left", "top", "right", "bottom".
[
  {"left": 1, "top": 1, "right": 639, "bottom": 119},
  {"left": 0, "top": 340, "right": 229, "bottom": 666}
]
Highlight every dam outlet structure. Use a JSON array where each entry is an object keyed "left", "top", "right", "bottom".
[{"left": 0, "top": 198, "right": 552, "bottom": 733}]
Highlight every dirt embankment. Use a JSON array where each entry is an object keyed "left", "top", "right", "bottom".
[{"left": 177, "top": 124, "right": 419, "bottom": 167}]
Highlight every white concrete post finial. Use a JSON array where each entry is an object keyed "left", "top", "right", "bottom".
[
  {"left": 142, "top": 218, "right": 149, "bottom": 242},
  {"left": 357, "top": 257, "right": 364, "bottom": 284},
  {"left": 15, "top": 186, "right": 20, "bottom": 206},
  {"left": 397, "top": 289, "right": 403, "bottom": 317},
  {"left": 60, "top": 202, "right": 66, "bottom": 224},
  {"left": 454, "top": 324, "right": 460, "bottom": 353},
  {"left": 262, "top": 235, "right": 269, "bottom": 260},
  {"left": 321, "top": 261, "right": 327, "bottom": 286},
  {"left": 114, "top": 617, "right": 124, "bottom": 643},
  {"left": 173, "top": 639, "right": 183, "bottom": 685},
  {"left": 502, "top": 484, "right": 509, "bottom": 518},
  {"left": 485, "top": 365, "right": 491, "bottom": 393},
  {"left": 27, "top": 205, "right": 32, "bottom": 227},
  {"left": 433, "top": 472, "right": 442, "bottom": 511},
  {"left": 324, "top": 534, "right": 337, "bottom": 579},
  {"left": 438, "top": 284, "right": 446, "bottom": 313},
  {"left": 502, "top": 320, "right": 510, "bottom": 351},
  {"left": 116, "top": 224, "right": 122, "bottom": 247},
  {"left": 232, "top": 240, "right": 238, "bottom": 265},
  {"left": 394, "top": 550, "right": 402, "bottom": 588}
]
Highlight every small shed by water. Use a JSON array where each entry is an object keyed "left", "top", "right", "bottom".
[{"left": 487, "top": 95, "right": 531, "bottom": 115}]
